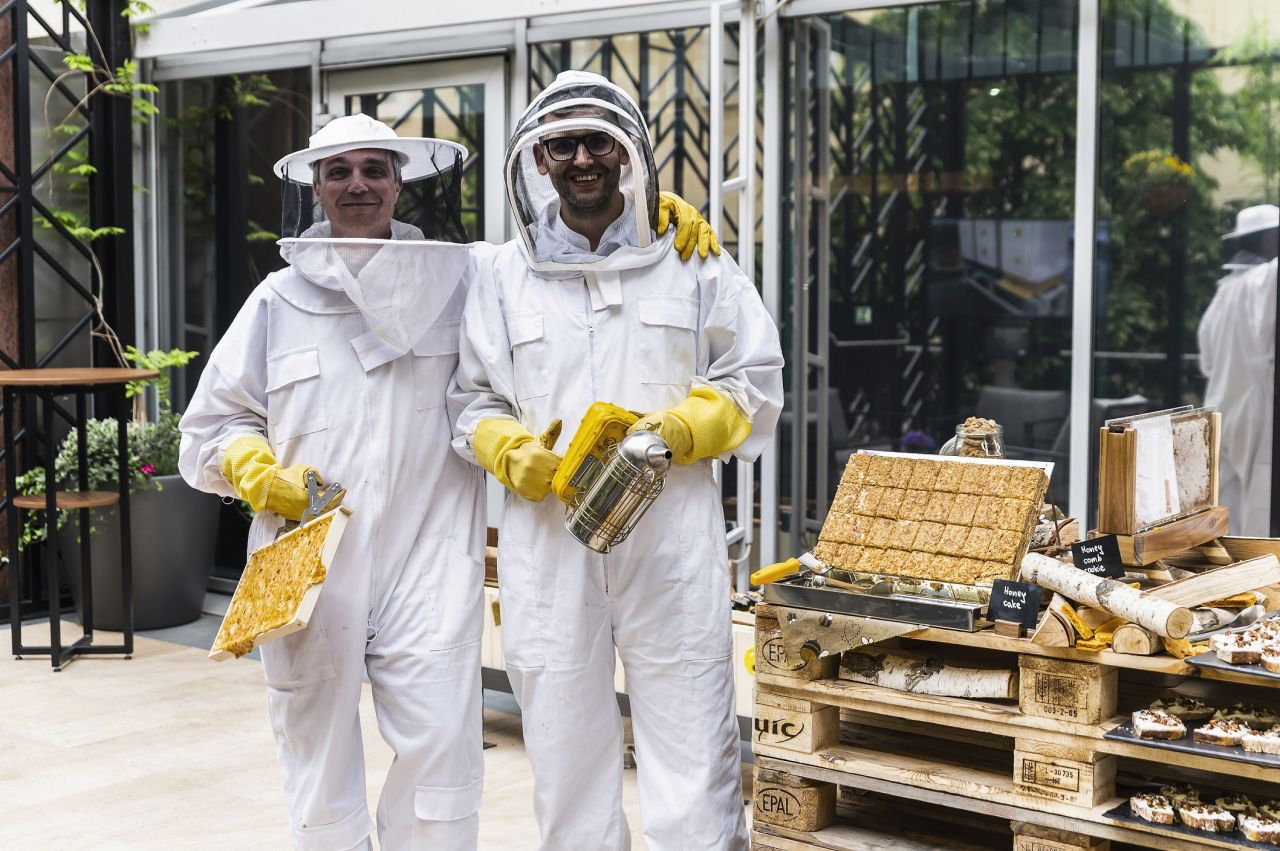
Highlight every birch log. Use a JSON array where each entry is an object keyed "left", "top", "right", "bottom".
[
  {"left": 839, "top": 648, "right": 1018, "bottom": 699},
  {"left": 1020, "top": 552, "right": 1195, "bottom": 639}
]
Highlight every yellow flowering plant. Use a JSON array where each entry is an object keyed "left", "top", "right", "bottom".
[{"left": 1122, "top": 150, "right": 1196, "bottom": 190}]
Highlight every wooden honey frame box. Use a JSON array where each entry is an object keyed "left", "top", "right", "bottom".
[{"left": 1096, "top": 408, "right": 1220, "bottom": 536}]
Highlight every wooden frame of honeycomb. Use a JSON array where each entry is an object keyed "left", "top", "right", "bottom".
[
  {"left": 209, "top": 507, "right": 350, "bottom": 661},
  {"left": 814, "top": 451, "right": 1049, "bottom": 585}
]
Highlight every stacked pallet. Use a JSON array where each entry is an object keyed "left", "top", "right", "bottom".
[{"left": 752, "top": 603, "right": 1280, "bottom": 851}]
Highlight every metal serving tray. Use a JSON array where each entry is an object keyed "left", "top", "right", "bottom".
[{"left": 762, "top": 580, "right": 985, "bottom": 631}]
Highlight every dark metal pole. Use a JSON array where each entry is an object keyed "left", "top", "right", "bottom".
[
  {"left": 86, "top": 0, "right": 136, "bottom": 369},
  {"left": 1166, "top": 67, "right": 1191, "bottom": 407},
  {"left": 116, "top": 387, "right": 131, "bottom": 655},
  {"left": 4, "top": 387, "right": 19, "bottom": 655},
  {"left": 42, "top": 392, "right": 59, "bottom": 669},
  {"left": 76, "top": 389, "right": 92, "bottom": 637}
]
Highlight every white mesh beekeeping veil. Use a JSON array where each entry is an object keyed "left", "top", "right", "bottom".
[
  {"left": 506, "top": 70, "right": 662, "bottom": 272},
  {"left": 273, "top": 114, "right": 474, "bottom": 370}
]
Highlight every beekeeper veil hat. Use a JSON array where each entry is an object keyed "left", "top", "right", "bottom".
[
  {"left": 273, "top": 114, "right": 474, "bottom": 371},
  {"left": 506, "top": 71, "right": 662, "bottom": 272}
]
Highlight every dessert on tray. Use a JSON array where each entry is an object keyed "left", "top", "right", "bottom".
[
  {"left": 1129, "top": 793, "right": 1175, "bottom": 825},
  {"left": 1193, "top": 717, "right": 1253, "bottom": 747},
  {"left": 1159, "top": 784, "right": 1200, "bottom": 807},
  {"left": 1215, "top": 793, "right": 1257, "bottom": 814},
  {"left": 1242, "top": 726, "right": 1280, "bottom": 755},
  {"left": 1177, "top": 803, "right": 1236, "bottom": 833},
  {"left": 1213, "top": 630, "right": 1264, "bottom": 665},
  {"left": 1149, "top": 695, "right": 1214, "bottom": 724},
  {"left": 1132, "top": 709, "right": 1186, "bottom": 740},
  {"left": 1239, "top": 812, "right": 1280, "bottom": 845}
]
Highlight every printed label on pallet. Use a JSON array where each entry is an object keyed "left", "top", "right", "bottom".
[{"left": 1020, "top": 757, "right": 1081, "bottom": 792}]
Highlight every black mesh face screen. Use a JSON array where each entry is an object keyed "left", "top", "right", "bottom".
[{"left": 280, "top": 148, "right": 467, "bottom": 243}]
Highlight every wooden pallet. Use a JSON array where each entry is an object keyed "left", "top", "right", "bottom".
[{"left": 753, "top": 603, "right": 1280, "bottom": 851}]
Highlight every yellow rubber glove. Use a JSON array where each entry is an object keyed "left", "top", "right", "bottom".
[
  {"left": 472, "top": 418, "right": 563, "bottom": 502},
  {"left": 628, "top": 385, "right": 751, "bottom": 465},
  {"left": 656, "top": 191, "right": 721, "bottom": 261},
  {"left": 220, "top": 435, "right": 318, "bottom": 521}
]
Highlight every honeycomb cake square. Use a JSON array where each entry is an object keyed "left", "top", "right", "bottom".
[
  {"left": 979, "top": 466, "right": 1013, "bottom": 497},
  {"left": 838, "top": 544, "right": 865, "bottom": 569},
  {"left": 996, "top": 498, "right": 1034, "bottom": 533},
  {"left": 867, "top": 455, "right": 895, "bottom": 486},
  {"left": 938, "top": 524, "right": 971, "bottom": 557},
  {"left": 962, "top": 527, "right": 993, "bottom": 559},
  {"left": 928, "top": 554, "right": 963, "bottom": 581},
  {"left": 868, "top": 517, "right": 896, "bottom": 548},
  {"left": 828, "top": 487, "right": 862, "bottom": 519},
  {"left": 858, "top": 547, "right": 887, "bottom": 573},
  {"left": 898, "top": 489, "right": 929, "bottom": 521},
  {"left": 841, "top": 453, "right": 872, "bottom": 486},
  {"left": 980, "top": 560, "right": 1017, "bottom": 582},
  {"left": 904, "top": 550, "right": 934, "bottom": 578},
  {"left": 987, "top": 534, "right": 1019, "bottom": 563},
  {"left": 886, "top": 461, "right": 914, "bottom": 490},
  {"left": 955, "top": 558, "right": 987, "bottom": 582},
  {"left": 879, "top": 549, "right": 909, "bottom": 574},
  {"left": 924, "top": 492, "right": 953, "bottom": 524},
  {"left": 1007, "top": 465, "right": 1048, "bottom": 498},
  {"left": 877, "top": 487, "right": 906, "bottom": 518},
  {"left": 957, "top": 464, "right": 988, "bottom": 494},
  {"left": 814, "top": 540, "right": 842, "bottom": 565},
  {"left": 890, "top": 519, "right": 919, "bottom": 550},
  {"left": 946, "top": 495, "right": 978, "bottom": 526},
  {"left": 855, "top": 486, "right": 884, "bottom": 516},
  {"left": 906, "top": 459, "right": 942, "bottom": 491},
  {"left": 846, "top": 514, "right": 873, "bottom": 544},
  {"left": 913, "top": 521, "right": 945, "bottom": 553},
  {"left": 819, "top": 512, "right": 850, "bottom": 544},
  {"left": 971, "top": 496, "right": 1002, "bottom": 529},
  {"left": 932, "top": 462, "right": 965, "bottom": 494}
]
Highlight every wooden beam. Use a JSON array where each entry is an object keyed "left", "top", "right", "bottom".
[{"left": 1145, "top": 554, "right": 1280, "bottom": 608}]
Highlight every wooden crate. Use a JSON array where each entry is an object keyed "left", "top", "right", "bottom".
[
  {"left": 1018, "top": 656, "right": 1117, "bottom": 725},
  {"left": 1013, "top": 739, "right": 1116, "bottom": 808},
  {"left": 753, "top": 765, "right": 836, "bottom": 832},
  {"left": 1012, "top": 821, "right": 1109, "bottom": 851}
]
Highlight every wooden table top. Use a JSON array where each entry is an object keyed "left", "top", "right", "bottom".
[{"left": 0, "top": 368, "right": 159, "bottom": 387}]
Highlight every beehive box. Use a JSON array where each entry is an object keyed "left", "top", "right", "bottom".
[
  {"left": 210, "top": 507, "right": 349, "bottom": 661},
  {"left": 813, "top": 451, "right": 1049, "bottom": 585}
]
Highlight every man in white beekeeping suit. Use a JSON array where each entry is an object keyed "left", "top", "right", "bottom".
[
  {"left": 178, "top": 115, "right": 488, "bottom": 850},
  {"left": 1199, "top": 203, "right": 1279, "bottom": 536},
  {"left": 453, "top": 71, "right": 783, "bottom": 850}
]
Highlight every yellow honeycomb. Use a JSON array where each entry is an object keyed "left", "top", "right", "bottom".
[{"left": 212, "top": 513, "right": 335, "bottom": 659}]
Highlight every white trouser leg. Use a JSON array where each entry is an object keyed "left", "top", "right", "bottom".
[
  {"left": 611, "top": 500, "right": 748, "bottom": 851},
  {"left": 499, "top": 500, "right": 631, "bottom": 851},
  {"left": 261, "top": 597, "right": 374, "bottom": 851},
  {"left": 367, "top": 533, "right": 486, "bottom": 850}
]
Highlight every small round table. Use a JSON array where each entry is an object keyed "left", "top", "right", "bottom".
[{"left": 2, "top": 368, "right": 158, "bottom": 670}]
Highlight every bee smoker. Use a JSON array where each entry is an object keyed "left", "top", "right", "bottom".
[{"left": 564, "top": 430, "right": 671, "bottom": 553}]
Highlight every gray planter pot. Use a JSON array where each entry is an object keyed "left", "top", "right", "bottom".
[{"left": 62, "top": 474, "right": 220, "bottom": 631}]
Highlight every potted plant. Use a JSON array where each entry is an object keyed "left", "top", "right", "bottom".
[
  {"left": 40, "top": 347, "right": 221, "bottom": 630},
  {"left": 1122, "top": 150, "right": 1196, "bottom": 219}
]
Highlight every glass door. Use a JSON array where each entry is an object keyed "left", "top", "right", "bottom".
[{"left": 325, "top": 57, "right": 507, "bottom": 244}]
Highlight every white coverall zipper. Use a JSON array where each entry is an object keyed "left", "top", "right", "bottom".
[{"left": 581, "top": 275, "right": 607, "bottom": 595}]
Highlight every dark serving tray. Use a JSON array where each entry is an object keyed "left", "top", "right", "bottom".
[
  {"left": 1186, "top": 650, "right": 1280, "bottom": 684},
  {"left": 1105, "top": 721, "right": 1280, "bottom": 769},
  {"left": 1102, "top": 800, "right": 1279, "bottom": 850}
]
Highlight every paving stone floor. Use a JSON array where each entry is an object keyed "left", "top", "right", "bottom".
[{"left": 1, "top": 615, "right": 750, "bottom": 849}]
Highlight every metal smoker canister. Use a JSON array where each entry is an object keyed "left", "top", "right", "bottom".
[{"left": 565, "top": 430, "right": 671, "bottom": 553}]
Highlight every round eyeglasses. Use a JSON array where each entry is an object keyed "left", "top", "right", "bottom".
[{"left": 540, "top": 132, "right": 617, "bottom": 162}]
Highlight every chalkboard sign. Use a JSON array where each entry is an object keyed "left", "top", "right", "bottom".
[
  {"left": 988, "top": 579, "right": 1043, "bottom": 627},
  {"left": 1071, "top": 535, "right": 1125, "bottom": 578}
]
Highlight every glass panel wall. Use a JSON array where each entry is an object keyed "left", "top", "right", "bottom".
[
  {"left": 784, "top": 2, "right": 1081, "bottom": 544},
  {"left": 1098, "top": 0, "right": 1279, "bottom": 534},
  {"left": 158, "top": 69, "right": 311, "bottom": 409}
]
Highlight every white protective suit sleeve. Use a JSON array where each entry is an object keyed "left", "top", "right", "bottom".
[
  {"left": 450, "top": 247, "right": 519, "bottom": 461},
  {"left": 1248, "top": 260, "right": 1278, "bottom": 364},
  {"left": 692, "top": 252, "right": 784, "bottom": 463},
  {"left": 178, "top": 289, "right": 272, "bottom": 498}
]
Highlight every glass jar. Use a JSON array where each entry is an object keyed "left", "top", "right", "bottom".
[{"left": 939, "top": 423, "right": 1005, "bottom": 458}]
